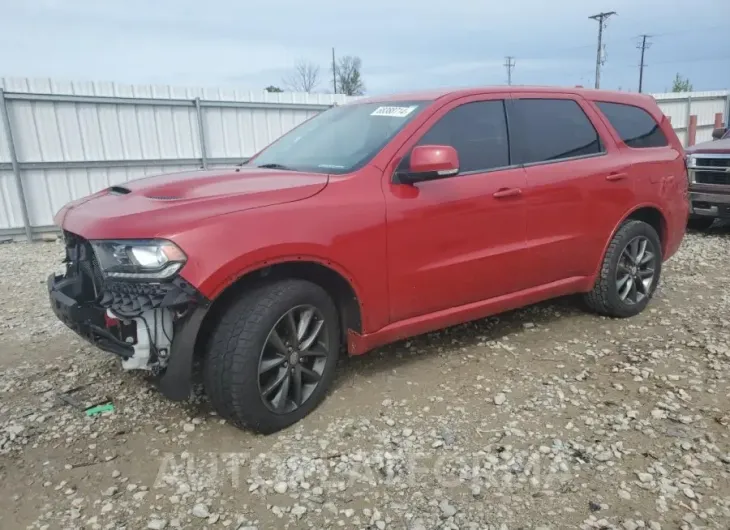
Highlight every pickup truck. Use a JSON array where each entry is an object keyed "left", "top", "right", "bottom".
[{"left": 686, "top": 126, "right": 730, "bottom": 229}]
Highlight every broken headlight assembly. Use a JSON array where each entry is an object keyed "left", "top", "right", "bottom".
[{"left": 91, "top": 240, "right": 187, "bottom": 281}]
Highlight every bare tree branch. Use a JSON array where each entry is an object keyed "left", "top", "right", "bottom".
[
  {"left": 282, "top": 60, "right": 321, "bottom": 93},
  {"left": 332, "top": 56, "right": 365, "bottom": 96}
]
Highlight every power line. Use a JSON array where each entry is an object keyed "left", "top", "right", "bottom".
[
  {"left": 589, "top": 11, "right": 617, "bottom": 89},
  {"left": 647, "top": 55, "right": 730, "bottom": 66},
  {"left": 491, "top": 24, "right": 725, "bottom": 64},
  {"left": 504, "top": 56, "right": 515, "bottom": 85},
  {"left": 650, "top": 24, "right": 726, "bottom": 39},
  {"left": 637, "top": 34, "right": 652, "bottom": 93},
  {"left": 606, "top": 55, "right": 730, "bottom": 70}
]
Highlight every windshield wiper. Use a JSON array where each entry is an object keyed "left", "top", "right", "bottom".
[{"left": 257, "top": 163, "right": 294, "bottom": 171}]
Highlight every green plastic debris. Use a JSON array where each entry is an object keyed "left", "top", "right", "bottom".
[{"left": 85, "top": 403, "right": 115, "bottom": 417}]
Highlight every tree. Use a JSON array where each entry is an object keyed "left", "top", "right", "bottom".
[
  {"left": 333, "top": 55, "right": 365, "bottom": 96},
  {"left": 671, "top": 73, "right": 693, "bottom": 93},
  {"left": 282, "top": 60, "right": 321, "bottom": 93},
  {"left": 265, "top": 85, "right": 284, "bottom": 93}
]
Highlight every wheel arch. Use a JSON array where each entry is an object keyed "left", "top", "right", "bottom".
[
  {"left": 623, "top": 205, "right": 667, "bottom": 250},
  {"left": 590, "top": 204, "right": 667, "bottom": 283},
  {"left": 193, "top": 258, "right": 364, "bottom": 361}
]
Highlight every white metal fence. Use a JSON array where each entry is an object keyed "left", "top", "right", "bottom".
[
  {"left": 0, "top": 77, "right": 355, "bottom": 240},
  {"left": 0, "top": 77, "right": 728, "bottom": 240},
  {"left": 653, "top": 90, "right": 729, "bottom": 146}
]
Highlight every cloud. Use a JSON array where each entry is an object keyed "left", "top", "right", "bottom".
[
  {"left": 426, "top": 61, "right": 504, "bottom": 77},
  {"left": 0, "top": 0, "right": 727, "bottom": 94}
]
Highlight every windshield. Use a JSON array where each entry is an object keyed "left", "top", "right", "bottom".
[{"left": 249, "top": 100, "right": 430, "bottom": 174}]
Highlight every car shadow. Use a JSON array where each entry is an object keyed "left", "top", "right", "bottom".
[{"left": 689, "top": 219, "right": 730, "bottom": 237}]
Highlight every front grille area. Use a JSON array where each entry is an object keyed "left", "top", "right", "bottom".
[
  {"left": 692, "top": 156, "right": 730, "bottom": 186},
  {"left": 63, "top": 231, "right": 103, "bottom": 302},
  {"left": 99, "top": 281, "right": 179, "bottom": 316},
  {"left": 696, "top": 157, "right": 730, "bottom": 168},
  {"left": 695, "top": 170, "right": 730, "bottom": 186},
  {"left": 60, "top": 231, "right": 203, "bottom": 318}
]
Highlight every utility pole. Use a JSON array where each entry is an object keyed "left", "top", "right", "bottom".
[
  {"left": 331, "top": 48, "right": 337, "bottom": 94},
  {"left": 504, "top": 56, "right": 515, "bottom": 85},
  {"left": 637, "top": 34, "right": 652, "bottom": 93},
  {"left": 589, "top": 11, "right": 616, "bottom": 89}
]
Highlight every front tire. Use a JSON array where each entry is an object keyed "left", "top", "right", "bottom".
[
  {"left": 584, "top": 220, "right": 662, "bottom": 318},
  {"left": 203, "top": 279, "right": 340, "bottom": 434}
]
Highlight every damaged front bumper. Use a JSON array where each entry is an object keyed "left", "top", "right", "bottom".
[{"left": 47, "top": 232, "right": 209, "bottom": 401}]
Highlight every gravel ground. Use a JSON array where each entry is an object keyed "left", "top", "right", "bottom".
[{"left": 1, "top": 228, "right": 730, "bottom": 530}]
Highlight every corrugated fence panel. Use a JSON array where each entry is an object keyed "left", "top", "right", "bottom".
[
  {"left": 23, "top": 164, "right": 202, "bottom": 227},
  {"left": 693, "top": 98, "right": 727, "bottom": 145},
  {"left": 205, "top": 106, "right": 314, "bottom": 159},
  {"left": 0, "top": 77, "right": 357, "bottom": 235},
  {"left": 203, "top": 90, "right": 350, "bottom": 159},
  {"left": 657, "top": 100, "right": 690, "bottom": 129},
  {"left": 0, "top": 76, "right": 726, "bottom": 237},
  {"left": 654, "top": 90, "right": 729, "bottom": 146},
  {"left": 0, "top": 171, "right": 24, "bottom": 231},
  {"left": 0, "top": 101, "right": 11, "bottom": 163}
]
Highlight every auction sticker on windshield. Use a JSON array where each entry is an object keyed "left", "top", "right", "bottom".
[{"left": 371, "top": 105, "right": 418, "bottom": 118}]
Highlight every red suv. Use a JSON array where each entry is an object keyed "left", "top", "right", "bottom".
[{"left": 48, "top": 87, "right": 688, "bottom": 433}]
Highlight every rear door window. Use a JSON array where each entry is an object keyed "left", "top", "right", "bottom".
[
  {"left": 509, "top": 99, "right": 604, "bottom": 165},
  {"left": 595, "top": 101, "right": 669, "bottom": 148}
]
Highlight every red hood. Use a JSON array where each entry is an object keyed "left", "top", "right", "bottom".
[
  {"left": 686, "top": 138, "right": 730, "bottom": 154},
  {"left": 55, "top": 166, "right": 329, "bottom": 239}
]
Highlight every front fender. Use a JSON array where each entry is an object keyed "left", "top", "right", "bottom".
[
  {"left": 196, "top": 247, "right": 365, "bottom": 304},
  {"left": 172, "top": 197, "right": 390, "bottom": 334}
]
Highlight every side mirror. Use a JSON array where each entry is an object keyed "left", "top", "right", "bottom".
[
  {"left": 712, "top": 127, "right": 727, "bottom": 140},
  {"left": 397, "top": 145, "right": 460, "bottom": 185}
]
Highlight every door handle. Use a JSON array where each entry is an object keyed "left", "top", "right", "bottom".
[
  {"left": 493, "top": 188, "right": 522, "bottom": 199},
  {"left": 606, "top": 172, "right": 627, "bottom": 181}
]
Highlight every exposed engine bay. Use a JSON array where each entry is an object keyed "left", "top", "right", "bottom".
[
  {"left": 48, "top": 231, "right": 206, "bottom": 377},
  {"left": 106, "top": 308, "right": 174, "bottom": 373}
]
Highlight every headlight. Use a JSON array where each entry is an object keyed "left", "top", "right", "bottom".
[
  {"left": 91, "top": 240, "right": 187, "bottom": 280},
  {"left": 686, "top": 155, "right": 697, "bottom": 169}
]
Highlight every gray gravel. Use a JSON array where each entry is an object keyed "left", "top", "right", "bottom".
[{"left": 1, "top": 228, "right": 730, "bottom": 529}]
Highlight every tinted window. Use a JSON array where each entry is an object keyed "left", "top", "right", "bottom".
[
  {"left": 413, "top": 100, "right": 510, "bottom": 173},
  {"left": 252, "top": 100, "right": 429, "bottom": 174},
  {"left": 596, "top": 101, "right": 668, "bottom": 148},
  {"left": 511, "top": 99, "right": 604, "bottom": 164}
]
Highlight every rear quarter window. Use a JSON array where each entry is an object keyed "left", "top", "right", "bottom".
[{"left": 596, "top": 101, "right": 668, "bottom": 148}]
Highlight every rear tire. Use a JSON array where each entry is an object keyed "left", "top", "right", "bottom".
[
  {"left": 687, "top": 216, "right": 714, "bottom": 231},
  {"left": 203, "top": 279, "right": 340, "bottom": 434},
  {"left": 584, "top": 220, "right": 662, "bottom": 318}
]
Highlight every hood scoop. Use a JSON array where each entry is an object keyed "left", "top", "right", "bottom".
[
  {"left": 108, "top": 185, "right": 131, "bottom": 195},
  {"left": 108, "top": 185, "right": 180, "bottom": 200},
  {"left": 100, "top": 167, "right": 329, "bottom": 204}
]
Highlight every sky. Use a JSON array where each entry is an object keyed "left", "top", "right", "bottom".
[{"left": 1, "top": 0, "right": 728, "bottom": 96}]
